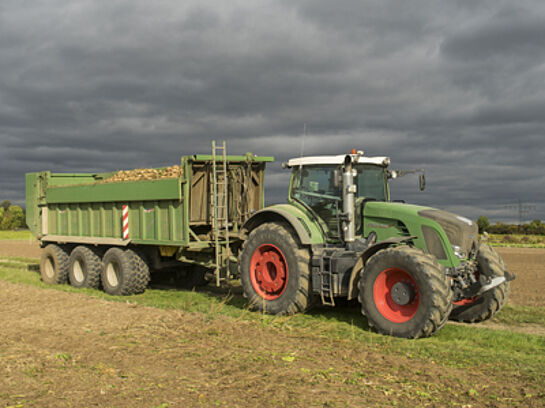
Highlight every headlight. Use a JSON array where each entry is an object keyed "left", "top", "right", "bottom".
[{"left": 452, "top": 245, "right": 466, "bottom": 259}]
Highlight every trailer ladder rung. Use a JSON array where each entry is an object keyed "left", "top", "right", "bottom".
[{"left": 211, "top": 140, "right": 230, "bottom": 286}]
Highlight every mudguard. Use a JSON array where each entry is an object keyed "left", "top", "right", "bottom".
[
  {"left": 241, "top": 204, "right": 325, "bottom": 245},
  {"left": 347, "top": 236, "right": 417, "bottom": 300}
]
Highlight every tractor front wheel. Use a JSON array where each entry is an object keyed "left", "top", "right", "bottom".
[
  {"left": 239, "top": 222, "right": 312, "bottom": 315},
  {"left": 359, "top": 246, "right": 453, "bottom": 338},
  {"left": 449, "top": 243, "right": 510, "bottom": 323}
]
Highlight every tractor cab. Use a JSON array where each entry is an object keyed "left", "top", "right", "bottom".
[{"left": 286, "top": 152, "right": 392, "bottom": 242}]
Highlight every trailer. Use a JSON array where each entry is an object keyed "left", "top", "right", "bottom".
[{"left": 26, "top": 143, "right": 274, "bottom": 295}]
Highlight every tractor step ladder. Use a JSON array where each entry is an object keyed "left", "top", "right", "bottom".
[
  {"left": 211, "top": 140, "right": 230, "bottom": 286},
  {"left": 319, "top": 256, "right": 335, "bottom": 307}
]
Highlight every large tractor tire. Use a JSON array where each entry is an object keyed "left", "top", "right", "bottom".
[
  {"left": 101, "top": 247, "right": 150, "bottom": 295},
  {"left": 40, "top": 244, "right": 70, "bottom": 285},
  {"left": 359, "top": 246, "right": 453, "bottom": 339},
  {"left": 68, "top": 245, "right": 102, "bottom": 289},
  {"left": 239, "top": 222, "right": 313, "bottom": 315},
  {"left": 449, "top": 243, "right": 510, "bottom": 323}
]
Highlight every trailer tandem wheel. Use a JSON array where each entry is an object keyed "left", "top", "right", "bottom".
[
  {"left": 101, "top": 247, "right": 150, "bottom": 295},
  {"left": 175, "top": 265, "right": 209, "bottom": 289},
  {"left": 68, "top": 246, "right": 102, "bottom": 289},
  {"left": 40, "top": 244, "right": 70, "bottom": 285}
]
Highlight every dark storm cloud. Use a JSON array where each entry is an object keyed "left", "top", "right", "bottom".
[{"left": 1, "top": 0, "right": 544, "bottom": 223}]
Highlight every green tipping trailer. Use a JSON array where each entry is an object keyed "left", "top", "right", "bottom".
[{"left": 26, "top": 150, "right": 274, "bottom": 295}]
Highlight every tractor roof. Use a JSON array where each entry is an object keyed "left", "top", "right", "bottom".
[{"left": 287, "top": 154, "right": 390, "bottom": 167}]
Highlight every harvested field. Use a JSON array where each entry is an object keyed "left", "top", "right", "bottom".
[
  {"left": 0, "top": 240, "right": 41, "bottom": 259},
  {"left": 495, "top": 247, "right": 545, "bottom": 307},
  {"left": 0, "top": 243, "right": 544, "bottom": 406},
  {"left": 1, "top": 279, "right": 544, "bottom": 408}
]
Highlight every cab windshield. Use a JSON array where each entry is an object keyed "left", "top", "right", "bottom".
[
  {"left": 291, "top": 164, "right": 387, "bottom": 202},
  {"left": 290, "top": 164, "right": 387, "bottom": 233}
]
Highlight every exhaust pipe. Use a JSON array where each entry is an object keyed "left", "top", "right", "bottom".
[{"left": 342, "top": 155, "right": 357, "bottom": 243}]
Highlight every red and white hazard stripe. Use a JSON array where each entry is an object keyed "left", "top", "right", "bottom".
[{"left": 122, "top": 205, "right": 129, "bottom": 239}]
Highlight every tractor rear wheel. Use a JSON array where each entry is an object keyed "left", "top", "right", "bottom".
[
  {"left": 449, "top": 243, "right": 510, "bottom": 323},
  {"left": 239, "top": 222, "right": 312, "bottom": 315},
  {"left": 359, "top": 246, "right": 452, "bottom": 338}
]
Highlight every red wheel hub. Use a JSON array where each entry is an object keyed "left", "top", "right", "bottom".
[
  {"left": 373, "top": 268, "right": 419, "bottom": 323},
  {"left": 249, "top": 244, "right": 288, "bottom": 300}
]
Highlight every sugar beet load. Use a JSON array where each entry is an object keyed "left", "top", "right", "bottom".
[{"left": 26, "top": 146, "right": 515, "bottom": 338}]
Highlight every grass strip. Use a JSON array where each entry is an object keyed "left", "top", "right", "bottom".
[{"left": 0, "top": 230, "right": 34, "bottom": 240}]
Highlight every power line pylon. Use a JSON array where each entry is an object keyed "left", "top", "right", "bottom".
[{"left": 504, "top": 199, "right": 535, "bottom": 225}]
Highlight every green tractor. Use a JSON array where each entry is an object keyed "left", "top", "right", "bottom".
[{"left": 239, "top": 150, "right": 515, "bottom": 338}]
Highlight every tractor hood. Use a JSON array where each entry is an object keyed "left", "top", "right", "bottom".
[
  {"left": 417, "top": 208, "right": 479, "bottom": 257},
  {"left": 363, "top": 201, "right": 479, "bottom": 260}
]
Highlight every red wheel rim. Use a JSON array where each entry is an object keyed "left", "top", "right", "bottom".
[
  {"left": 454, "top": 297, "right": 478, "bottom": 306},
  {"left": 249, "top": 244, "right": 288, "bottom": 300},
  {"left": 373, "top": 268, "right": 419, "bottom": 323}
]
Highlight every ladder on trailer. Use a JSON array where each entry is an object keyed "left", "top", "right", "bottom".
[{"left": 211, "top": 140, "right": 230, "bottom": 285}]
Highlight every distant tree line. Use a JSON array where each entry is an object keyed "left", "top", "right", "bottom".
[
  {"left": 0, "top": 200, "right": 26, "bottom": 230},
  {"left": 477, "top": 216, "right": 545, "bottom": 235}
]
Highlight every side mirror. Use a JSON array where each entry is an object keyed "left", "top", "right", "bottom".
[{"left": 419, "top": 174, "right": 426, "bottom": 191}]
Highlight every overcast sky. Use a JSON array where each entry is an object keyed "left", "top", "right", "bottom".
[{"left": 1, "top": 0, "right": 544, "bottom": 223}]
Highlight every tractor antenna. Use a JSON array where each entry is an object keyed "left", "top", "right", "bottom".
[{"left": 300, "top": 123, "right": 307, "bottom": 157}]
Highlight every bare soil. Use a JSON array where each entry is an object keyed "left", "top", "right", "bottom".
[
  {"left": 0, "top": 240, "right": 41, "bottom": 259},
  {"left": 1, "top": 280, "right": 543, "bottom": 408},
  {"left": 495, "top": 247, "right": 545, "bottom": 307},
  {"left": 1, "top": 242, "right": 544, "bottom": 406}
]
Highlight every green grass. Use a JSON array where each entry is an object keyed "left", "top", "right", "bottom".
[
  {"left": 0, "top": 229, "right": 34, "bottom": 240},
  {"left": 491, "top": 305, "right": 545, "bottom": 326},
  {"left": 1, "top": 256, "right": 544, "bottom": 390}
]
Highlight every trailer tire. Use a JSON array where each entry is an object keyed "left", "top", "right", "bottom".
[
  {"left": 40, "top": 244, "right": 70, "bottom": 285},
  {"left": 68, "top": 246, "right": 102, "bottom": 289},
  {"left": 449, "top": 244, "right": 510, "bottom": 323},
  {"left": 101, "top": 247, "right": 150, "bottom": 296},
  {"left": 175, "top": 265, "right": 209, "bottom": 289},
  {"left": 359, "top": 246, "right": 453, "bottom": 339},
  {"left": 239, "top": 222, "right": 312, "bottom": 315}
]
